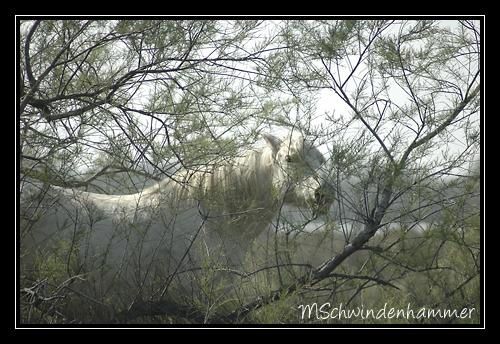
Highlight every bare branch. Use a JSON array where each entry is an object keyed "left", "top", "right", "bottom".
[
  {"left": 399, "top": 83, "right": 480, "bottom": 167},
  {"left": 24, "top": 20, "right": 41, "bottom": 89}
]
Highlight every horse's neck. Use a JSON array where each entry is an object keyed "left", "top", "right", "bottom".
[{"left": 204, "top": 148, "right": 276, "bottom": 210}]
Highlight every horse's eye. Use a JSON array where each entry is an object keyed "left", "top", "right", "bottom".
[{"left": 285, "top": 155, "right": 293, "bottom": 163}]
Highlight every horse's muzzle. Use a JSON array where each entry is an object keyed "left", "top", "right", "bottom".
[{"left": 312, "top": 185, "right": 334, "bottom": 217}]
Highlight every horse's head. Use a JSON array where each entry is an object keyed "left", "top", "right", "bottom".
[{"left": 263, "top": 132, "right": 334, "bottom": 217}]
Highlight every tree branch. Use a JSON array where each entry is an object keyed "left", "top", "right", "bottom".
[
  {"left": 20, "top": 21, "right": 93, "bottom": 114},
  {"left": 320, "top": 56, "right": 396, "bottom": 166},
  {"left": 43, "top": 99, "right": 107, "bottom": 122},
  {"left": 24, "top": 20, "right": 41, "bottom": 89},
  {"left": 399, "top": 83, "right": 480, "bottom": 167}
]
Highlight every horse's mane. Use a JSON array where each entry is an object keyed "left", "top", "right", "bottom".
[{"left": 149, "top": 144, "right": 277, "bottom": 212}]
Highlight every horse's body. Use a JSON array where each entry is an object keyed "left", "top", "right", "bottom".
[{"left": 20, "top": 132, "right": 333, "bottom": 299}]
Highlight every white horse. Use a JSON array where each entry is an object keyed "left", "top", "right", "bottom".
[{"left": 20, "top": 132, "right": 333, "bottom": 299}]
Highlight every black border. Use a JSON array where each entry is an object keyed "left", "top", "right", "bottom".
[{"left": 13, "top": 14, "right": 487, "bottom": 331}]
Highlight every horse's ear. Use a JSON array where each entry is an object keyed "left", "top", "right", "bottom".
[{"left": 262, "top": 133, "right": 281, "bottom": 156}]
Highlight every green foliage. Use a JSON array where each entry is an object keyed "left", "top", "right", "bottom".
[{"left": 29, "top": 239, "right": 78, "bottom": 283}]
